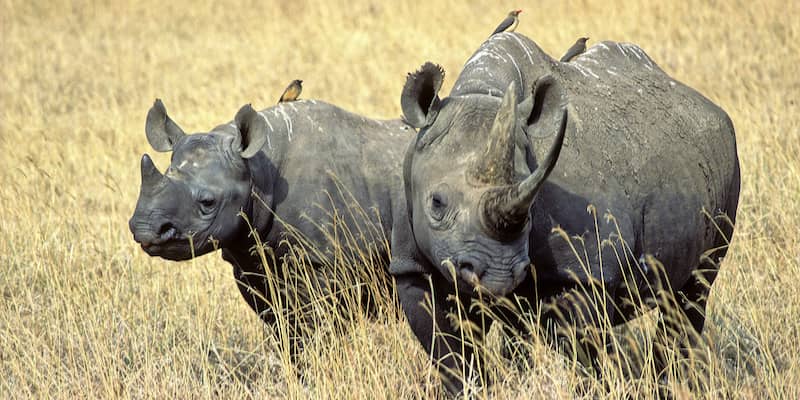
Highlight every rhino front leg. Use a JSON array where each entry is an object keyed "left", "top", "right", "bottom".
[
  {"left": 233, "top": 263, "right": 316, "bottom": 365},
  {"left": 396, "top": 273, "right": 491, "bottom": 396},
  {"left": 538, "top": 286, "right": 619, "bottom": 378},
  {"left": 233, "top": 264, "right": 276, "bottom": 324},
  {"left": 228, "top": 254, "right": 304, "bottom": 360}
]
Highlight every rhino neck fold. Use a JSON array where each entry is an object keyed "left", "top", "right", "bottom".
[{"left": 245, "top": 155, "right": 278, "bottom": 243}]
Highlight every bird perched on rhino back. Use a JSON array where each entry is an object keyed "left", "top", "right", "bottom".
[
  {"left": 278, "top": 79, "right": 303, "bottom": 103},
  {"left": 490, "top": 9, "right": 522, "bottom": 36},
  {"left": 560, "top": 37, "right": 589, "bottom": 62}
]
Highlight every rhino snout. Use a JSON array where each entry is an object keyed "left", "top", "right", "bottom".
[
  {"left": 460, "top": 257, "right": 530, "bottom": 297},
  {"left": 129, "top": 215, "right": 180, "bottom": 248},
  {"left": 455, "top": 256, "right": 487, "bottom": 286},
  {"left": 152, "top": 223, "right": 178, "bottom": 243}
]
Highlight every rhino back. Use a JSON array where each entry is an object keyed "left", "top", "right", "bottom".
[
  {"left": 255, "top": 100, "right": 410, "bottom": 263},
  {"left": 531, "top": 39, "right": 739, "bottom": 284}
]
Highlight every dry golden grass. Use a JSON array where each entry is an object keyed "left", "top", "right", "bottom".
[{"left": 1, "top": 0, "right": 799, "bottom": 398}]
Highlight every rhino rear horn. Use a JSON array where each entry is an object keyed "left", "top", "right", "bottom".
[
  {"left": 234, "top": 104, "right": 269, "bottom": 159},
  {"left": 145, "top": 99, "right": 186, "bottom": 152},
  {"left": 401, "top": 62, "right": 445, "bottom": 128}
]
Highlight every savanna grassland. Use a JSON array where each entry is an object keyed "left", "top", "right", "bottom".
[{"left": 1, "top": 1, "right": 799, "bottom": 398}]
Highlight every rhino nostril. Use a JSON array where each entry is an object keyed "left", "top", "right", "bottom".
[
  {"left": 458, "top": 259, "right": 486, "bottom": 279},
  {"left": 513, "top": 260, "right": 530, "bottom": 276},
  {"left": 156, "top": 222, "right": 176, "bottom": 239}
]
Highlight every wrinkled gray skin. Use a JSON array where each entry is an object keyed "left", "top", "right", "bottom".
[
  {"left": 392, "top": 33, "right": 740, "bottom": 394},
  {"left": 129, "top": 99, "right": 410, "bottom": 346}
]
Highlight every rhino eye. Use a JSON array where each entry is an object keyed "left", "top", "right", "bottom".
[
  {"left": 429, "top": 192, "right": 448, "bottom": 221},
  {"left": 200, "top": 198, "right": 215, "bottom": 207},
  {"left": 197, "top": 194, "right": 216, "bottom": 214}
]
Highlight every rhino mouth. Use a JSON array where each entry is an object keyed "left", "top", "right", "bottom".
[
  {"left": 138, "top": 224, "right": 181, "bottom": 249},
  {"left": 136, "top": 225, "right": 199, "bottom": 260},
  {"left": 440, "top": 251, "right": 531, "bottom": 297},
  {"left": 476, "top": 259, "right": 530, "bottom": 297},
  {"left": 140, "top": 239, "right": 193, "bottom": 261},
  {"left": 464, "top": 258, "right": 530, "bottom": 297},
  {"left": 140, "top": 226, "right": 179, "bottom": 248}
]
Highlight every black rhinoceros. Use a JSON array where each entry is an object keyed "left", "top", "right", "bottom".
[
  {"left": 129, "top": 99, "right": 410, "bottom": 348},
  {"left": 391, "top": 32, "right": 740, "bottom": 393}
]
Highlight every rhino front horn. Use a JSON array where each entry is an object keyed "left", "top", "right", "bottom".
[
  {"left": 140, "top": 153, "right": 165, "bottom": 188},
  {"left": 468, "top": 82, "right": 518, "bottom": 185},
  {"left": 481, "top": 109, "right": 567, "bottom": 239}
]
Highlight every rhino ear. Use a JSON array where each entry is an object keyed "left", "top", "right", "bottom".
[
  {"left": 518, "top": 75, "right": 568, "bottom": 138},
  {"left": 145, "top": 99, "right": 186, "bottom": 152},
  {"left": 233, "top": 104, "right": 268, "bottom": 159},
  {"left": 401, "top": 62, "right": 445, "bottom": 128}
]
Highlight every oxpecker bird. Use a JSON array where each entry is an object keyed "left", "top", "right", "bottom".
[
  {"left": 278, "top": 79, "right": 303, "bottom": 104},
  {"left": 490, "top": 9, "right": 522, "bottom": 36},
  {"left": 560, "top": 37, "right": 589, "bottom": 62}
]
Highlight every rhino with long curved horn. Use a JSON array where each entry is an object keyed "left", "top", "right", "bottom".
[
  {"left": 390, "top": 33, "right": 740, "bottom": 395},
  {"left": 394, "top": 66, "right": 567, "bottom": 299}
]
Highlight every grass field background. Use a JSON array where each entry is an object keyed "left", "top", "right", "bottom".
[{"left": 1, "top": 0, "right": 798, "bottom": 398}]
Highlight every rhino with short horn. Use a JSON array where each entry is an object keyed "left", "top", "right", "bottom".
[
  {"left": 129, "top": 99, "right": 410, "bottom": 349},
  {"left": 391, "top": 33, "right": 740, "bottom": 394}
]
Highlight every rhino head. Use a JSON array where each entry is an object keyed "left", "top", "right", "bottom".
[
  {"left": 129, "top": 100, "right": 268, "bottom": 261},
  {"left": 400, "top": 63, "right": 567, "bottom": 297}
]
